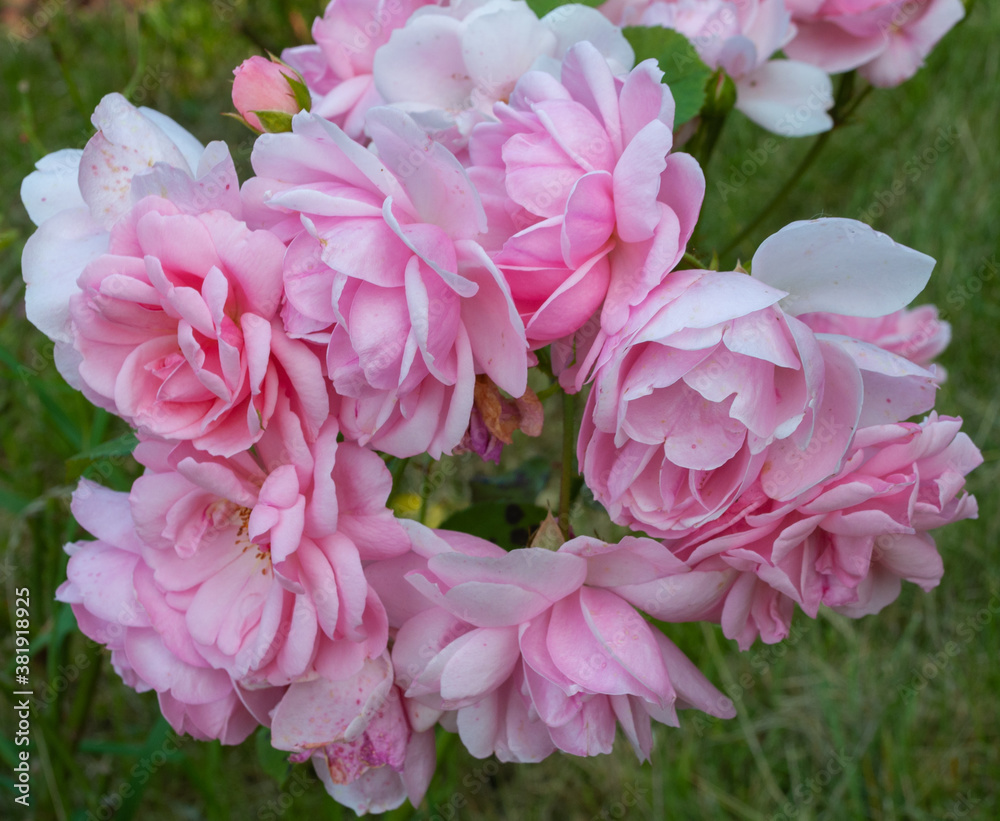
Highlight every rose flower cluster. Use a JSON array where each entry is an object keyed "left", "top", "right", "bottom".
[{"left": 19, "top": 0, "right": 973, "bottom": 814}]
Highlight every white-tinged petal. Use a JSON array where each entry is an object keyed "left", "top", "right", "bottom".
[
  {"left": 21, "top": 149, "right": 86, "bottom": 226},
  {"left": 751, "top": 218, "right": 935, "bottom": 318},
  {"left": 544, "top": 4, "right": 634, "bottom": 74},
  {"left": 21, "top": 208, "right": 109, "bottom": 343},
  {"left": 735, "top": 60, "right": 833, "bottom": 137},
  {"left": 138, "top": 105, "right": 205, "bottom": 173}
]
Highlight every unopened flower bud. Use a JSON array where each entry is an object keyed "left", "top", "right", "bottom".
[{"left": 231, "top": 55, "right": 310, "bottom": 133}]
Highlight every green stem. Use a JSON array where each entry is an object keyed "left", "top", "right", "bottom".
[
  {"left": 535, "top": 381, "right": 561, "bottom": 402},
  {"left": 47, "top": 34, "right": 89, "bottom": 121},
  {"left": 687, "top": 111, "right": 729, "bottom": 173},
  {"left": 681, "top": 251, "right": 708, "bottom": 270},
  {"left": 121, "top": 10, "right": 147, "bottom": 105},
  {"left": 388, "top": 457, "right": 411, "bottom": 492},
  {"left": 17, "top": 79, "right": 48, "bottom": 157},
  {"left": 685, "top": 69, "right": 735, "bottom": 173},
  {"left": 720, "top": 130, "right": 834, "bottom": 259},
  {"left": 558, "top": 391, "right": 577, "bottom": 540},
  {"left": 534, "top": 345, "right": 554, "bottom": 380},
  {"left": 700, "top": 623, "right": 788, "bottom": 807},
  {"left": 33, "top": 729, "right": 70, "bottom": 821},
  {"left": 418, "top": 458, "right": 432, "bottom": 525},
  {"left": 720, "top": 73, "right": 871, "bottom": 260}
]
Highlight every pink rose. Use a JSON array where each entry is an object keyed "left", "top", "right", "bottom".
[
  {"left": 373, "top": 0, "right": 633, "bottom": 150},
  {"left": 467, "top": 41, "right": 705, "bottom": 344},
  {"left": 19, "top": 93, "right": 241, "bottom": 345},
  {"left": 390, "top": 524, "right": 735, "bottom": 762},
  {"left": 56, "top": 480, "right": 262, "bottom": 744},
  {"left": 128, "top": 397, "right": 407, "bottom": 687},
  {"left": 798, "top": 304, "right": 950, "bottom": 374},
  {"left": 65, "top": 195, "right": 327, "bottom": 456},
  {"left": 668, "top": 413, "right": 982, "bottom": 648},
  {"left": 784, "top": 0, "right": 965, "bottom": 87},
  {"left": 232, "top": 55, "right": 307, "bottom": 132},
  {"left": 601, "top": 0, "right": 834, "bottom": 135},
  {"left": 579, "top": 270, "right": 849, "bottom": 537},
  {"left": 578, "top": 218, "right": 943, "bottom": 538},
  {"left": 271, "top": 655, "right": 436, "bottom": 814},
  {"left": 244, "top": 108, "right": 529, "bottom": 458},
  {"left": 281, "top": 0, "right": 434, "bottom": 140}
]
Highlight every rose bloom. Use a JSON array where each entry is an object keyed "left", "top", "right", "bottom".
[
  {"left": 783, "top": 0, "right": 966, "bottom": 87},
  {"left": 386, "top": 523, "right": 735, "bottom": 762},
  {"left": 57, "top": 479, "right": 264, "bottom": 744},
  {"left": 577, "top": 218, "right": 942, "bottom": 538},
  {"left": 665, "top": 413, "right": 981, "bottom": 648},
  {"left": 579, "top": 269, "right": 844, "bottom": 538},
  {"left": 270, "top": 655, "right": 436, "bottom": 815},
  {"left": 244, "top": 107, "right": 529, "bottom": 458},
  {"left": 281, "top": 0, "right": 434, "bottom": 139},
  {"left": 373, "top": 0, "right": 633, "bottom": 149},
  {"left": 466, "top": 40, "right": 704, "bottom": 344},
  {"left": 128, "top": 396, "right": 407, "bottom": 687},
  {"left": 601, "top": 0, "right": 834, "bottom": 135},
  {"left": 20, "top": 92, "right": 241, "bottom": 345},
  {"left": 63, "top": 195, "right": 327, "bottom": 456}
]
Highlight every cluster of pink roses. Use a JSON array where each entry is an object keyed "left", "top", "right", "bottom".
[
  {"left": 20, "top": 0, "right": 975, "bottom": 815},
  {"left": 599, "top": 1, "right": 965, "bottom": 132},
  {"left": 269, "top": 0, "right": 964, "bottom": 144}
]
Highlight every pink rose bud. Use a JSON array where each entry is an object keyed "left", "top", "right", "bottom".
[{"left": 231, "top": 55, "right": 309, "bottom": 132}]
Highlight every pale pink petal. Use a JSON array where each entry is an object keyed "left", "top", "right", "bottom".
[
  {"left": 751, "top": 218, "right": 935, "bottom": 317},
  {"left": 736, "top": 61, "right": 834, "bottom": 137}
]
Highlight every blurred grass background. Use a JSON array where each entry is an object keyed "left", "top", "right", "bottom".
[{"left": 0, "top": 1, "right": 997, "bottom": 819}]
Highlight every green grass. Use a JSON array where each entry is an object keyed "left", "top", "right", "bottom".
[{"left": 1, "top": 1, "right": 998, "bottom": 820}]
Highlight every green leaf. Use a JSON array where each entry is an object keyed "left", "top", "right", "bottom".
[
  {"left": 525, "top": 0, "right": 602, "bottom": 17},
  {"left": 439, "top": 501, "right": 549, "bottom": 550},
  {"left": 221, "top": 110, "right": 262, "bottom": 134},
  {"left": 284, "top": 74, "right": 313, "bottom": 113},
  {"left": 24, "top": 381, "right": 85, "bottom": 451},
  {"left": 67, "top": 431, "right": 138, "bottom": 465},
  {"left": 78, "top": 740, "right": 146, "bottom": 757},
  {"left": 623, "top": 26, "right": 713, "bottom": 126},
  {"left": 252, "top": 109, "right": 295, "bottom": 133},
  {"left": 0, "top": 733, "right": 17, "bottom": 768},
  {"left": 255, "top": 727, "right": 291, "bottom": 787},
  {"left": 115, "top": 718, "right": 184, "bottom": 821},
  {"left": 0, "top": 484, "right": 32, "bottom": 514}
]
